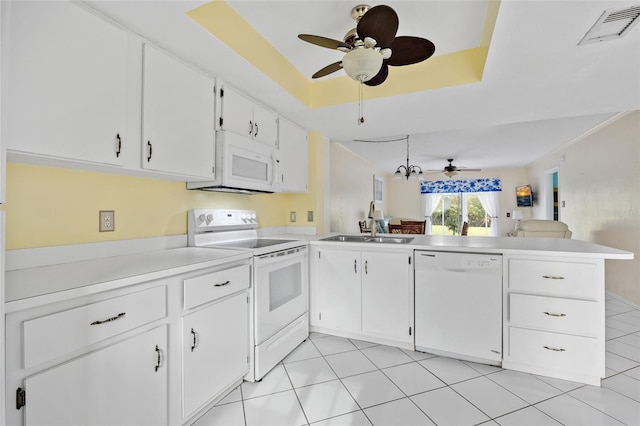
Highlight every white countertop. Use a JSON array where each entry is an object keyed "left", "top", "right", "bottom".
[
  {"left": 309, "top": 233, "right": 634, "bottom": 260},
  {"left": 5, "top": 247, "right": 252, "bottom": 311}
]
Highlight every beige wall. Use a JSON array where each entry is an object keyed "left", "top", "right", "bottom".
[
  {"left": 4, "top": 133, "right": 327, "bottom": 249},
  {"left": 527, "top": 111, "right": 640, "bottom": 305},
  {"left": 329, "top": 143, "right": 386, "bottom": 233}
]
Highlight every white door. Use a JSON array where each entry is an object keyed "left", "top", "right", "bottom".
[
  {"left": 314, "top": 249, "right": 361, "bottom": 333},
  {"left": 252, "top": 103, "right": 278, "bottom": 147},
  {"left": 278, "top": 118, "right": 309, "bottom": 192},
  {"left": 362, "top": 251, "right": 412, "bottom": 343},
  {"left": 220, "top": 86, "right": 255, "bottom": 139},
  {"left": 254, "top": 248, "right": 308, "bottom": 343},
  {"left": 24, "top": 326, "right": 167, "bottom": 426},
  {"left": 142, "top": 44, "right": 215, "bottom": 179},
  {"left": 182, "top": 292, "right": 249, "bottom": 419},
  {"left": 6, "top": 1, "right": 128, "bottom": 166}
]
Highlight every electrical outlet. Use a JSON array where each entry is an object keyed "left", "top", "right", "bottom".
[
  {"left": 290, "top": 211, "right": 296, "bottom": 222},
  {"left": 100, "top": 210, "right": 115, "bottom": 232},
  {"left": 307, "top": 211, "right": 314, "bottom": 222}
]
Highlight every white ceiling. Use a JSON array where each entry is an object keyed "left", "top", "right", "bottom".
[{"left": 84, "top": 0, "right": 640, "bottom": 175}]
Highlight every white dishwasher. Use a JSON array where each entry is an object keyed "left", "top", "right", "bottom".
[{"left": 415, "top": 251, "right": 502, "bottom": 365}]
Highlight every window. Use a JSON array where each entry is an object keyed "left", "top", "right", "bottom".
[
  {"left": 430, "top": 194, "right": 491, "bottom": 236},
  {"left": 422, "top": 178, "right": 501, "bottom": 236}
]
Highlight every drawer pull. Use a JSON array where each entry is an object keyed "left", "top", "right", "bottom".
[
  {"left": 191, "top": 328, "right": 198, "bottom": 352},
  {"left": 543, "top": 345, "right": 566, "bottom": 352},
  {"left": 214, "top": 280, "right": 231, "bottom": 287},
  {"left": 544, "top": 311, "right": 567, "bottom": 317},
  {"left": 90, "top": 312, "right": 126, "bottom": 326},
  {"left": 542, "top": 275, "right": 565, "bottom": 280},
  {"left": 155, "top": 345, "right": 162, "bottom": 372}
]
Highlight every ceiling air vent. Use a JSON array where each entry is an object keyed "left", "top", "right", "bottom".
[{"left": 578, "top": 5, "right": 640, "bottom": 45}]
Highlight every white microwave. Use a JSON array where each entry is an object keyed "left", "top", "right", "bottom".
[{"left": 187, "top": 131, "right": 278, "bottom": 194}]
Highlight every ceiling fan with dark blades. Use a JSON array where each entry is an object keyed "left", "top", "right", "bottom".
[
  {"left": 428, "top": 159, "right": 482, "bottom": 178},
  {"left": 298, "top": 4, "right": 435, "bottom": 86}
]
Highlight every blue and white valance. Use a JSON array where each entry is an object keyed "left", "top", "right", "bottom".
[{"left": 420, "top": 178, "right": 502, "bottom": 194}]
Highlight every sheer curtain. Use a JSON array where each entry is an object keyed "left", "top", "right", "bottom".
[
  {"left": 476, "top": 191, "right": 500, "bottom": 236},
  {"left": 422, "top": 193, "right": 442, "bottom": 235}
]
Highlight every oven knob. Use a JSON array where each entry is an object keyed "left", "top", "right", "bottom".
[
  {"left": 251, "top": 213, "right": 257, "bottom": 221},
  {"left": 241, "top": 214, "right": 247, "bottom": 221},
  {"left": 198, "top": 214, "right": 206, "bottom": 224},
  {"left": 206, "top": 214, "right": 213, "bottom": 224}
]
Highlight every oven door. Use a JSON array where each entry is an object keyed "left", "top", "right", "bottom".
[{"left": 254, "top": 246, "right": 308, "bottom": 345}]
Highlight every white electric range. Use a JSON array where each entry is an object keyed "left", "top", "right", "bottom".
[{"left": 188, "top": 209, "right": 309, "bottom": 381}]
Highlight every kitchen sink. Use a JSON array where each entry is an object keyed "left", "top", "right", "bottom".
[{"left": 320, "top": 235, "right": 414, "bottom": 244}]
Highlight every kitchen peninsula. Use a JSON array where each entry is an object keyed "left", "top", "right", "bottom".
[{"left": 4, "top": 234, "right": 632, "bottom": 425}]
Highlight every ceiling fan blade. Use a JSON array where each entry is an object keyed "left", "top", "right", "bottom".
[
  {"left": 356, "top": 5, "right": 398, "bottom": 48},
  {"left": 458, "top": 168, "right": 482, "bottom": 172},
  {"left": 364, "top": 63, "right": 388, "bottom": 86},
  {"left": 298, "top": 34, "right": 350, "bottom": 51},
  {"left": 311, "top": 61, "right": 343, "bottom": 79},
  {"left": 387, "top": 36, "right": 436, "bottom": 66}
]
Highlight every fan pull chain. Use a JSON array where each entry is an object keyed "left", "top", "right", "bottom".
[{"left": 358, "top": 81, "right": 365, "bottom": 125}]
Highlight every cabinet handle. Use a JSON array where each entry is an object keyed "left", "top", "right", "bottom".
[
  {"left": 214, "top": 280, "right": 231, "bottom": 287},
  {"left": 365, "top": 260, "right": 368, "bottom": 274},
  {"left": 254, "top": 122, "right": 259, "bottom": 137},
  {"left": 354, "top": 259, "right": 357, "bottom": 274},
  {"left": 89, "top": 312, "right": 126, "bottom": 326},
  {"left": 543, "top": 345, "right": 566, "bottom": 352},
  {"left": 155, "top": 345, "right": 162, "bottom": 372},
  {"left": 542, "top": 275, "right": 565, "bottom": 280},
  {"left": 147, "top": 141, "right": 153, "bottom": 162},
  {"left": 543, "top": 311, "right": 567, "bottom": 317},
  {"left": 191, "top": 328, "right": 198, "bottom": 352},
  {"left": 115, "top": 133, "right": 122, "bottom": 158},
  {"left": 248, "top": 120, "right": 253, "bottom": 135}
]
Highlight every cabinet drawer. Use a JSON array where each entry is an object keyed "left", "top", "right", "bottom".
[
  {"left": 23, "top": 286, "right": 166, "bottom": 369},
  {"left": 507, "top": 327, "right": 600, "bottom": 378},
  {"left": 509, "top": 294, "right": 601, "bottom": 336},
  {"left": 508, "top": 258, "right": 601, "bottom": 299},
  {"left": 184, "top": 264, "right": 250, "bottom": 309}
]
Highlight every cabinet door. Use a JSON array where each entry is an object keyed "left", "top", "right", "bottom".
[
  {"left": 220, "top": 86, "right": 255, "bottom": 138},
  {"left": 278, "top": 118, "right": 308, "bottom": 192},
  {"left": 6, "top": 1, "right": 128, "bottom": 165},
  {"left": 182, "top": 292, "right": 249, "bottom": 419},
  {"left": 314, "top": 249, "right": 361, "bottom": 333},
  {"left": 142, "top": 44, "right": 215, "bottom": 179},
  {"left": 252, "top": 103, "right": 278, "bottom": 147},
  {"left": 362, "top": 251, "right": 412, "bottom": 343},
  {"left": 24, "top": 326, "right": 167, "bottom": 426}
]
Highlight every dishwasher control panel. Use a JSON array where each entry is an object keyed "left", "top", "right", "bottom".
[{"left": 415, "top": 251, "right": 502, "bottom": 271}]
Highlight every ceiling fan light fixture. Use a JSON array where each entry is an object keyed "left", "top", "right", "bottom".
[
  {"left": 342, "top": 48, "right": 383, "bottom": 82},
  {"left": 444, "top": 170, "right": 457, "bottom": 178}
]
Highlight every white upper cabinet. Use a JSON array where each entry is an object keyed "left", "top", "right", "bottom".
[
  {"left": 142, "top": 44, "right": 215, "bottom": 179},
  {"left": 5, "top": 1, "right": 129, "bottom": 166},
  {"left": 219, "top": 85, "right": 278, "bottom": 147},
  {"left": 277, "top": 118, "right": 309, "bottom": 193}
]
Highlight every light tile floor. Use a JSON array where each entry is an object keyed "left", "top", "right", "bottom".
[{"left": 194, "top": 295, "right": 640, "bottom": 426}]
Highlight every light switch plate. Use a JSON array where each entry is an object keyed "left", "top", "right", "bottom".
[
  {"left": 290, "top": 211, "right": 296, "bottom": 222},
  {"left": 100, "top": 210, "right": 115, "bottom": 232},
  {"left": 307, "top": 211, "right": 314, "bottom": 222}
]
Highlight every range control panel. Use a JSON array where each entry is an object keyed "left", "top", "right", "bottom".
[{"left": 189, "top": 209, "right": 258, "bottom": 231}]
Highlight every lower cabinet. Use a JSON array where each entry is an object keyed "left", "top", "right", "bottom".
[
  {"left": 23, "top": 325, "right": 167, "bottom": 426},
  {"left": 182, "top": 292, "right": 249, "bottom": 419},
  {"left": 311, "top": 246, "right": 413, "bottom": 346},
  {"left": 502, "top": 255, "right": 605, "bottom": 385},
  {"left": 6, "top": 258, "right": 251, "bottom": 426}
]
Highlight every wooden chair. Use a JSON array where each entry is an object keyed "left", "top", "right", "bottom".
[
  {"left": 358, "top": 220, "right": 370, "bottom": 233},
  {"left": 461, "top": 221, "right": 469, "bottom": 236},
  {"left": 400, "top": 220, "right": 426, "bottom": 234}
]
